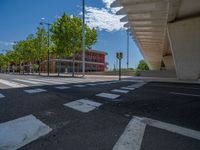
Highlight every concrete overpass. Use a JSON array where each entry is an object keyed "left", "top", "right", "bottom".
[{"left": 111, "top": 0, "right": 200, "bottom": 80}]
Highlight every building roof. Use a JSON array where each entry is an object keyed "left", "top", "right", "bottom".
[{"left": 86, "top": 49, "right": 108, "bottom": 55}]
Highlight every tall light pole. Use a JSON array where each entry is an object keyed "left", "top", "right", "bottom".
[
  {"left": 127, "top": 30, "right": 129, "bottom": 69},
  {"left": 82, "top": 0, "right": 86, "bottom": 77},
  {"left": 40, "top": 18, "right": 51, "bottom": 77}
]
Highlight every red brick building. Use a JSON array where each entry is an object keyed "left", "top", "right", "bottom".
[{"left": 41, "top": 49, "right": 107, "bottom": 73}]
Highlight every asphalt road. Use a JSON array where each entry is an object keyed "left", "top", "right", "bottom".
[{"left": 0, "top": 73, "right": 200, "bottom": 150}]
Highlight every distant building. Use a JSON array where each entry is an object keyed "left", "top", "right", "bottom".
[{"left": 41, "top": 49, "right": 107, "bottom": 73}]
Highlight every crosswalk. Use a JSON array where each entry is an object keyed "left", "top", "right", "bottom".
[
  {"left": 0, "top": 79, "right": 27, "bottom": 88},
  {"left": 0, "top": 81, "right": 146, "bottom": 149},
  {"left": 0, "top": 77, "right": 120, "bottom": 89},
  {"left": 0, "top": 80, "right": 146, "bottom": 98}
]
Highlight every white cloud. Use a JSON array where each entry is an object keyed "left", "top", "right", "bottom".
[
  {"left": 102, "top": 0, "right": 114, "bottom": 9},
  {"left": 84, "top": 0, "right": 125, "bottom": 32},
  {"left": 0, "top": 41, "right": 14, "bottom": 50},
  {"left": 0, "top": 41, "right": 14, "bottom": 46}
]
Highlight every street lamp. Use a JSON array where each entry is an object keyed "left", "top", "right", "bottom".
[
  {"left": 40, "top": 18, "right": 52, "bottom": 77},
  {"left": 126, "top": 30, "right": 130, "bottom": 69},
  {"left": 82, "top": 0, "right": 86, "bottom": 77}
]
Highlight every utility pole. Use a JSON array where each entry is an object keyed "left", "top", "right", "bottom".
[
  {"left": 40, "top": 19, "right": 51, "bottom": 77},
  {"left": 47, "top": 24, "right": 50, "bottom": 77},
  {"left": 82, "top": 0, "right": 86, "bottom": 77},
  {"left": 127, "top": 30, "right": 129, "bottom": 69}
]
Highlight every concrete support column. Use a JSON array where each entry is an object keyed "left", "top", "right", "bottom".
[
  {"left": 163, "top": 55, "right": 175, "bottom": 70},
  {"left": 167, "top": 17, "right": 200, "bottom": 80}
]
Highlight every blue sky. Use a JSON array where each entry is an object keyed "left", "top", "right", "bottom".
[{"left": 0, "top": 0, "right": 143, "bottom": 69}]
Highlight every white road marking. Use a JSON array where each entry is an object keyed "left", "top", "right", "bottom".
[
  {"left": 121, "top": 87, "right": 135, "bottom": 90},
  {"left": 29, "top": 79, "right": 63, "bottom": 85},
  {"left": 170, "top": 92, "right": 200, "bottom": 97},
  {"left": 0, "top": 93, "right": 5, "bottom": 98},
  {"left": 114, "top": 116, "right": 200, "bottom": 150},
  {"left": 97, "top": 82, "right": 108, "bottom": 85},
  {"left": 0, "top": 79, "right": 27, "bottom": 88},
  {"left": 140, "top": 117, "right": 200, "bottom": 140},
  {"left": 0, "top": 115, "right": 52, "bottom": 150},
  {"left": 64, "top": 99, "right": 102, "bottom": 113},
  {"left": 55, "top": 86, "right": 71, "bottom": 90},
  {"left": 42, "top": 79, "right": 69, "bottom": 84},
  {"left": 128, "top": 83, "right": 146, "bottom": 88},
  {"left": 113, "top": 117, "right": 146, "bottom": 150},
  {"left": 74, "top": 85, "right": 86, "bottom": 87},
  {"left": 24, "top": 88, "right": 47, "bottom": 94},
  {"left": 112, "top": 89, "right": 129, "bottom": 94},
  {"left": 13, "top": 79, "right": 41, "bottom": 85},
  {"left": 28, "top": 79, "right": 51, "bottom": 85},
  {"left": 96, "top": 93, "right": 120, "bottom": 99},
  {"left": 87, "top": 83, "right": 97, "bottom": 86}
]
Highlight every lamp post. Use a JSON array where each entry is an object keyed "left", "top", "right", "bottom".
[
  {"left": 126, "top": 30, "right": 129, "bottom": 69},
  {"left": 40, "top": 18, "right": 51, "bottom": 77},
  {"left": 82, "top": 0, "right": 86, "bottom": 77}
]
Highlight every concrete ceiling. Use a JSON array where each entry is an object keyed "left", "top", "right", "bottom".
[{"left": 111, "top": 0, "right": 200, "bottom": 70}]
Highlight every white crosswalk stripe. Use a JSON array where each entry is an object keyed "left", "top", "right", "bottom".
[
  {"left": 55, "top": 86, "right": 71, "bottom": 90},
  {"left": 87, "top": 83, "right": 97, "bottom": 86},
  {"left": 13, "top": 79, "right": 41, "bottom": 85},
  {"left": 74, "top": 85, "right": 86, "bottom": 87},
  {"left": 0, "top": 115, "right": 52, "bottom": 150},
  {"left": 128, "top": 83, "right": 146, "bottom": 88},
  {"left": 0, "top": 93, "right": 5, "bottom": 98},
  {"left": 24, "top": 88, "right": 47, "bottom": 94},
  {"left": 121, "top": 87, "right": 135, "bottom": 90},
  {"left": 64, "top": 99, "right": 102, "bottom": 113},
  {"left": 28, "top": 79, "right": 63, "bottom": 85},
  {"left": 0, "top": 79, "right": 27, "bottom": 88},
  {"left": 96, "top": 93, "right": 120, "bottom": 99},
  {"left": 112, "top": 89, "right": 129, "bottom": 94}
]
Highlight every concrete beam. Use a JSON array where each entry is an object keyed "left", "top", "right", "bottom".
[
  {"left": 133, "top": 20, "right": 165, "bottom": 25},
  {"left": 168, "top": 17, "right": 200, "bottom": 80},
  {"left": 110, "top": 0, "right": 121, "bottom": 8},
  {"left": 120, "top": 16, "right": 128, "bottom": 22}
]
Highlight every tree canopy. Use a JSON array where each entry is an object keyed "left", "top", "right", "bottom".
[
  {"left": 0, "top": 12, "right": 97, "bottom": 74},
  {"left": 51, "top": 12, "right": 97, "bottom": 58},
  {"left": 137, "top": 60, "right": 149, "bottom": 71}
]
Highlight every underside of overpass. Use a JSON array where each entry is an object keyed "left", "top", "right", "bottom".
[{"left": 111, "top": 0, "right": 200, "bottom": 80}]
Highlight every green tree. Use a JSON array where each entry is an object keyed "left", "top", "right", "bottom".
[
  {"left": 0, "top": 54, "right": 7, "bottom": 72},
  {"left": 137, "top": 60, "right": 149, "bottom": 71},
  {"left": 34, "top": 27, "right": 48, "bottom": 74},
  {"left": 14, "top": 41, "right": 27, "bottom": 74},
  {"left": 14, "top": 36, "right": 35, "bottom": 74},
  {"left": 6, "top": 50, "right": 21, "bottom": 73},
  {"left": 51, "top": 12, "right": 97, "bottom": 76}
]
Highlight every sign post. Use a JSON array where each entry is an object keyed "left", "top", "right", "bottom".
[{"left": 116, "top": 52, "right": 123, "bottom": 80}]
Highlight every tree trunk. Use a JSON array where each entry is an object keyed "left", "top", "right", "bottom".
[
  {"left": 58, "top": 58, "right": 61, "bottom": 77},
  {"left": 72, "top": 49, "right": 75, "bottom": 77},
  {"left": 39, "top": 59, "right": 41, "bottom": 76},
  {"left": 23, "top": 62, "right": 24, "bottom": 75}
]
